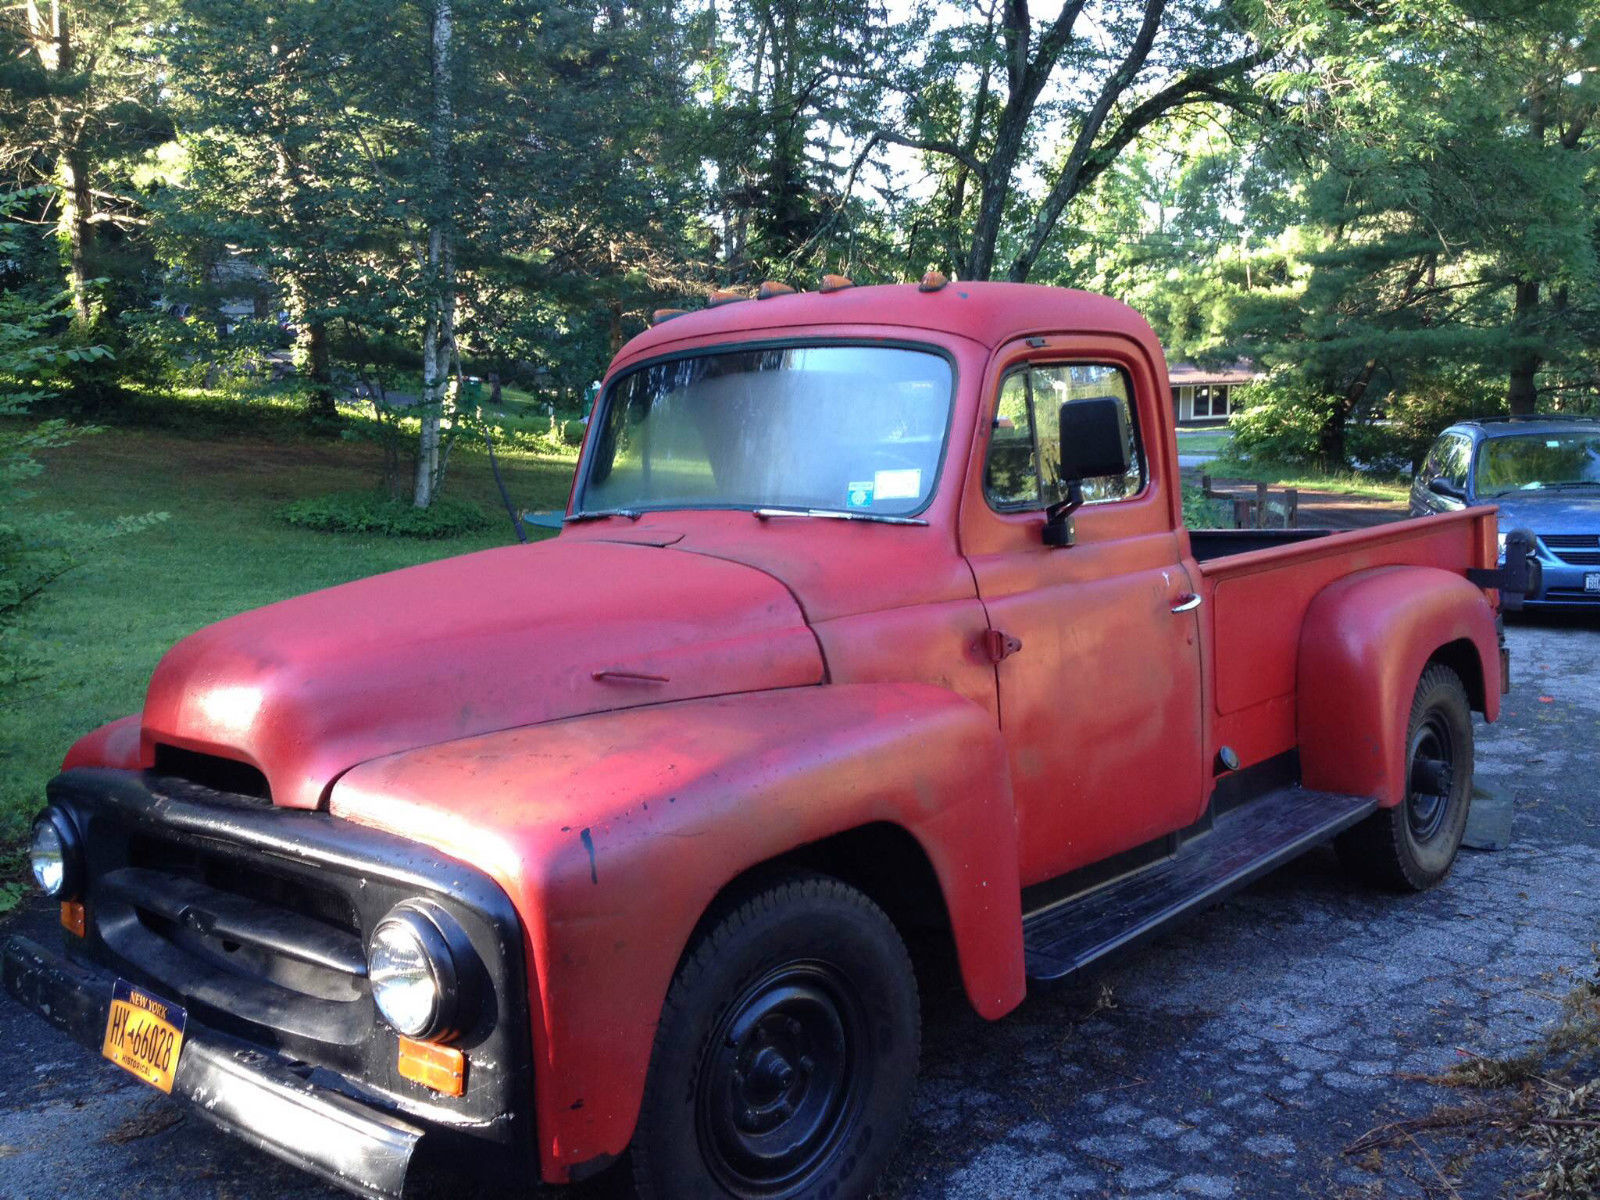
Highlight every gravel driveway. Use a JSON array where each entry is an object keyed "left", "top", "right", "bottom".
[{"left": 2, "top": 615, "right": 1595, "bottom": 1200}]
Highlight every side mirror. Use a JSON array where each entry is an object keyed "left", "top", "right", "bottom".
[
  {"left": 1058, "top": 396, "right": 1132, "bottom": 481},
  {"left": 1043, "top": 397, "right": 1131, "bottom": 547},
  {"left": 1427, "top": 478, "right": 1464, "bottom": 501}
]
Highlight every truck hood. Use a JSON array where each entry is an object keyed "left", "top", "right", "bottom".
[{"left": 139, "top": 540, "right": 823, "bottom": 809}]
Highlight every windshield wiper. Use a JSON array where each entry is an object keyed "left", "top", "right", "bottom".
[
  {"left": 564, "top": 508, "right": 644, "bottom": 523},
  {"left": 754, "top": 507, "right": 929, "bottom": 527}
]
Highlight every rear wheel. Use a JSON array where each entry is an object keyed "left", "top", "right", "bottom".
[
  {"left": 1336, "top": 663, "right": 1474, "bottom": 891},
  {"left": 631, "top": 875, "right": 919, "bottom": 1200}
]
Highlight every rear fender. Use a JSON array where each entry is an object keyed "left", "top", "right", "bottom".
[
  {"left": 1297, "top": 566, "right": 1500, "bottom": 807},
  {"left": 329, "top": 683, "right": 1023, "bottom": 1182}
]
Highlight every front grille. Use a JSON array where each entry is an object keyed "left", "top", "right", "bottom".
[
  {"left": 120, "top": 836, "right": 367, "bottom": 1002},
  {"left": 1541, "top": 534, "right": 1600, "bottom": 565},
  {"left": 48, "top": 766, "right": 534, "bottom": 1147},
  {"left": 95, "top": 828, "right": 376, "bottom": 1051}
]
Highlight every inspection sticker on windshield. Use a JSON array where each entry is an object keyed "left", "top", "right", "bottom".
[
  {"left": 873, "top": 468, "right": 922, "bottom": 500},
  {"left": 847, "top": 481, "right": 875, "bottom": 508}
]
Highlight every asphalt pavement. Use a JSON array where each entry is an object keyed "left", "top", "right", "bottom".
[{"left": 1, "top": 614, "right": 1595, "bottom": 1199}]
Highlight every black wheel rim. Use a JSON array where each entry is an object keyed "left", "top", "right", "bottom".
[
  {"left": 697, "top": 961, "right": 867, "bottom": 1196},
  {"left": 1407, "top": 709, "right": 1456, "bottom": 843}
]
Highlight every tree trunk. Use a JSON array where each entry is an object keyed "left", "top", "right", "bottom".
[
  {"left": 415, "top": 0, "right": 456, "bottom": 510},
  {"left": 304, "top": 317, "right": 336, "bottom": 421},
  {"left": 1317, "top": 360, "right": 1379, "bottom": 472},
  {"left": 27, "top": 1, "right": 93, "bottom": 325},
  {"left": 1507, "top": 279, "right": 1540, "bottom": 416}
]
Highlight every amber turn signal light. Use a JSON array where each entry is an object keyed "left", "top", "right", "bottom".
[
  {"left": 60, "top": 900, "right": 86, "bottom": 937},
  {"left": 397, "top": 1036, "right": 465, "bottom": 1097},
  {"left": 756, "top": 280, "right": 795, "bottom": 299},
  {"left": 820, "top": 274, "right": 854, "bottom": 293},
  {"left": 650, "top": 308, "right": 687, "bottom": 325},
  {"left": 918, "top": 270, "right": 949, "bottom": 292},
  {"left": 707, "top": 288, "right": 748, "bottom": 307}
]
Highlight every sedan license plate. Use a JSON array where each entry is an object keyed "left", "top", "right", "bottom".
[
  {"left": 1587, "top": 572, "right": 1600, "bottom": 594},
  {"left": 102, "top": 980, "right": 186, "bottom": 1093}
]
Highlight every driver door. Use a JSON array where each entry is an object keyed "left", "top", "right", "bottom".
[{"left": 963, "top": 348, "right": 1206, "bottom": 887}]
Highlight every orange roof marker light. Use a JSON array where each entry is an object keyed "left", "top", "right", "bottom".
[
  {"left": 819, "top": 274, "right": 854, "bottom": 293},
  {"left": 650, "top": 308, "right": 688, "bottom": 326},
  {"left": 707, "top": 289, "right": 749, "bottom": 307},
  {"left": 756, "top": 281, "right": 796, "bottom": 299},
  {"left": 918, "top": 270, "right": 949, "bottom": 293}
]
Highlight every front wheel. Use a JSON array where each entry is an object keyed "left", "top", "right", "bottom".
[
  {"left": 1336, "top": 662, "right": 1474, "bottom": 891},
  {"left": 631, "top": 875, "right": 920, "bottom": 1200}
]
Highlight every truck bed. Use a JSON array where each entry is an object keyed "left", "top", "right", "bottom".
[
  {"left": 1188, "top": 527, "right": 1333, "bottom": 562},
  {"left": 1191, "top": 507, "right": 1499, "bottom": 766}
]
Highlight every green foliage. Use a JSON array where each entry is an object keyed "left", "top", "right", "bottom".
[
  {"left": 0, "top": 195, "right": 168, "bottom": 685},
  {"left": 1181, "top": 486, "right": 1232, "bottom": 529},
  {"left": 278, "top": 491, "right": 490, "bottom": 539},
  {"left": 560, "top": 418, "right": 587, "bottom": 447},
  {"left": 1226, "top": 372, "right": 1334, "bottom": 469}
]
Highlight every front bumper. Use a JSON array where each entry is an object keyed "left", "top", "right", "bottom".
[
  {"left": 1526, "top": 560, "right": 1600, "bottom": 606},
  {"left": 3, "top": 934, "right": 421, "bottom": 1199}
]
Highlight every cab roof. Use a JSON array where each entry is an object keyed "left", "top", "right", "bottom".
[{"left": 613, "top": 281, "right": 1159, "bottom": 369}]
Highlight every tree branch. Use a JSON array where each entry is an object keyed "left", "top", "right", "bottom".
[
  {"left": 1009, "top": 44, "right": 1272, "bottom": 280},
  {"left": 853, "top": 128, "right": 987, "bottom": 177}
]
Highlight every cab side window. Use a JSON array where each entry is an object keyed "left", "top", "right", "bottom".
[{"left": 983, "top": 362, "right": 1144, "bottom": 511}]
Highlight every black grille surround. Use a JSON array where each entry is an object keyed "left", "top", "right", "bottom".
[{"left": 44, "top": 767, "right": 535, "bottom": 1170}]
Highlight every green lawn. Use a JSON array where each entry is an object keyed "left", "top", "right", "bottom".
[
  {"left": 1, "top": 424, "right": 579, "bottom": 855},
  {"left": 1201, "top": 454, "right": 1410, "bottom": 502},
  {"left": 1174, "top": 428, "right": 1234, "bottom": 455}
]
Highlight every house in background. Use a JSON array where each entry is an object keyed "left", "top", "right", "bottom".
[{"left": 1168, "top": 360, "right": 1260, "bottom": 426}]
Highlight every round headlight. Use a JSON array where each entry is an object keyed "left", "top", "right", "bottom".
[
  {"left": 368, "top": 906, "right": 458, "bottom": 1039},
  {"left": 29, "top": 812, "right": 78, "bottom": 899}
]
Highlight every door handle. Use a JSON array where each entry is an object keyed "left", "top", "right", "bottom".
[{"left": 1171, "top": 593, "right": 1202, "bottom": 613}]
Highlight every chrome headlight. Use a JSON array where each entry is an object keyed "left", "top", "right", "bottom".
[
  {"left": 368, "top": 904, "right": 460, "bottom": 1039},
  {"left": 29, "top": 810, "right": 79, "bottom": 899}
]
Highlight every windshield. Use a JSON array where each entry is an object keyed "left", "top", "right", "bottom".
[
  {"left": 576, "top": 345, "right": 954, "bottom": 518},
  {"left": 1475, "top": 432, "right": 1600, "bottom": 497}
]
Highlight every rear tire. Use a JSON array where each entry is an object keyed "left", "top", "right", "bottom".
[
  {"left": 631, "top": 874, "right": 920, "bottom": 1200},
  {"left": 1336, "top": 662, "right": 1474, "bottom": 891}
]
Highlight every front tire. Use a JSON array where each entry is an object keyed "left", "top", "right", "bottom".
[
  {"left": 631, "top": 874, "right": 920, "bottom": 1200},
  {"left": 1336, "top": 662, "right": 1474, "bottom": 891}
]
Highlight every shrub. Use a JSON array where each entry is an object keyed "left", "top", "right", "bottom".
[
  {"left": 561, "top": 418, "right": 587, "bottom": 447},
  {"left": 1182, "top": 485, "right": 1232, "bottom": 529},
  {"left": 1226, "top": 369, "right": 1333, "bottom": 468},
  {"left": 277, "top": 491, "right": 491, "bottom": 538}
]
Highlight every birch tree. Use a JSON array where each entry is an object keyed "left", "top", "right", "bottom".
[{"left": 414, "top": 0, "right": 455, "bottom": 508}]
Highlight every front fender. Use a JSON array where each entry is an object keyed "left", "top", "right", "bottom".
[
  {"left": 1297, "top": 566, "right": 1500, "bottom": 807},
  {"left": 329, "top": 683, "right": 1022, "bottom": 1182}
]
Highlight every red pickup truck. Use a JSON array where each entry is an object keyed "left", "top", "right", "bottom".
[{"left": 6, "top": 281, "right": 1517, "bottom": 1200}]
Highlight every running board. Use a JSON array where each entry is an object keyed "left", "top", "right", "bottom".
[{"left": 1022, "top": 787, "right": 1376, "bottom": 980}]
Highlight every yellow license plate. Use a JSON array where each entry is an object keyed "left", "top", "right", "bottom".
[{"left": 102, "top": 980, "right": 187, "bottom": 1094}]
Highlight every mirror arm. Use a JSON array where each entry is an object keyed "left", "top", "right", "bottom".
[{"left": 1042, "top": 480, "right": 1084, "bottom": 548}]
